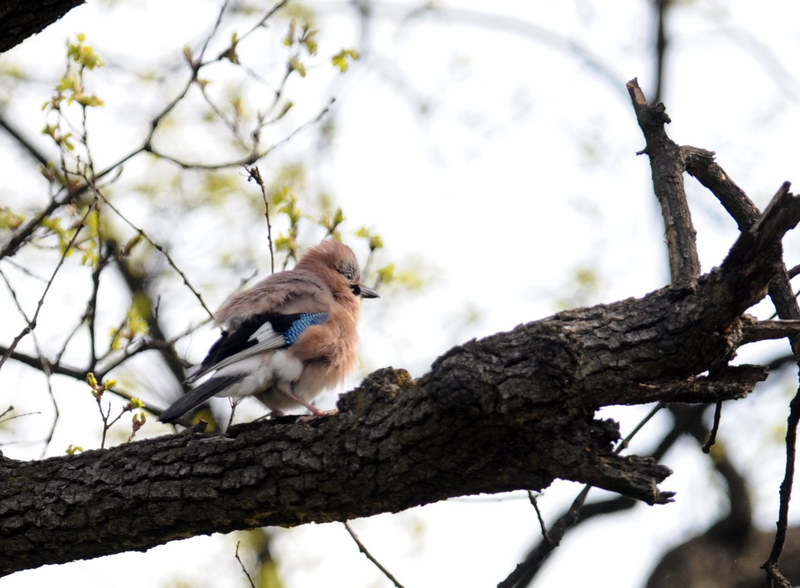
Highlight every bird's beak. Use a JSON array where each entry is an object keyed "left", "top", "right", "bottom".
[{"left": 358, "top": 284, "right": 380, "bottom": 299}]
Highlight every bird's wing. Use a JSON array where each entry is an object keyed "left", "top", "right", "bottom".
[
  {"left": 187, "top": 311, "right": 329, "bottom": 382},
  {"left": 215, "top": 270, "right": 334, "bottom": 327}
]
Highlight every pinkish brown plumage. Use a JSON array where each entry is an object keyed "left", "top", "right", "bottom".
[{"left": 159, "top": 240, "right": 378, "bottom": 423}]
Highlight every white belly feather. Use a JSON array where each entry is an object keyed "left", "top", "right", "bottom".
[{"left": 211, "top": 351, "right": 304, "bottom": 399}]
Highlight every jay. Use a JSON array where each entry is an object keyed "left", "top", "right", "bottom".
[{"left": 159, "top": 240, "right": 378, "bottom": 424}]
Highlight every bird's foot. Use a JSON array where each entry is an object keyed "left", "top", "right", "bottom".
[{"left": 296, "top": 409, "right": 338, "bottom": 425}]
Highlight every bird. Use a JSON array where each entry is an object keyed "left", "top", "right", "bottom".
[{"left": 159, "top": 240, "right": 378, "bottom": 424}]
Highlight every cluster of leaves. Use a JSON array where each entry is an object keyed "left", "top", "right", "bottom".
[
  {"left": 85, "top": 372, "right": 147, "bottom": 449},
  {"left": 109, "top": 295, "right": 151, "bottom": 351},
  {"left": 40, "top": 33, "right": 105, "bottom": 175}
]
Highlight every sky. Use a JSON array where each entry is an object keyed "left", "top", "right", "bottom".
[{"left": 2, "top": 0, "right": 800, "bottom": 586}]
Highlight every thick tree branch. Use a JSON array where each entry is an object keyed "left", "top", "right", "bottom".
[
  {"left": 0, "top": 0, "right": 84, "bottom": 53},
  {"left": 0, "top": 345, "right": 85, "bottom": 381}
]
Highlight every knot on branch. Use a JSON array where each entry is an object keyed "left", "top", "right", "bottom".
[
  {"left": 627, "top": 78, "right": 672, "bottom": 130},
  {"left": 648, "top": 102, "right": 672, "bottom": 126},
  {"left": 337, "top": 367, "right": 414, "bottom": 416},
  {"left": 594, "top": 454, "right": 674, "bottom": 506}
]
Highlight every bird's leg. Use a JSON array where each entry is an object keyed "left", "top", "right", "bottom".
[
  {"left": 296, "top": 410, "right": 337, "bottom": 425},
  {"left": 280, "top": 388, "right": 337, "bottom": 422}
]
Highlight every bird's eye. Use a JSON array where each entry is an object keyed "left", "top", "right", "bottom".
[{"left": 341, "top": 268, "right": 355, "bottom": 281}]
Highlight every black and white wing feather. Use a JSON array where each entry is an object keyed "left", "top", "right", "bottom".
[{"left": 159, "top": 311, "right": 328, "bottom": 423}]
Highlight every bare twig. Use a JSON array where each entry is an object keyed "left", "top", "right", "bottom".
[
  {"left": 145, "top": 99, "right": 334, "bottom": 171},
  {"left": 231, "top": 0, "right": 291, "bottom": 47},
  {"left": 0, "top": 189, "right": 80, "bottom": 261},
  {"left": 764, "top": 382, "right": 800, "bottom": 588},
  {"left": 0, "top": 198, "right": 98, "bottom": 370},
  {"left": 344, "top": 522, "right": 404, "bottom": 588},
  {"left": 499, "top": 486, "right": 591, "bottom": 588},
  {"left": 198, "top": 82, "right": 250, "bottom": 150},
  {"left": 197, "top": 0, "right": 231, "bottom": 63},
  {"left": 614, "top": 402, "right": 665, "bottom": 454},
  {"left": 702, "top": 401, "right": 723, "bottom": 453},
  {"left": 244, "top": 165, "right": 275, "bottom": 274},
  {"left": 92, "top": 189, "right": 215, "bottom": 321},
  {"left": 527, "top": 491, "right": 552, "bottom": 544},
  {"left": 652, "top": 0, "right": 670, "bottom": 104},
  {"left": 681, "top": 126, "right": 800, "bottom": 586},
  {"left": 234, "top": 541, "right": 257, "bottom": 588},
  {"left": 0, "top": 409, "right": 41, "bottom": 425},
  {"left": 0, "top": 115, "right": 50, "bottom": 167},
  {"left": 499, "top": 402, "right": 665, "bottom": 587},
  {"left": 0, "top": 268, "right": 61, "bottom": 456}
]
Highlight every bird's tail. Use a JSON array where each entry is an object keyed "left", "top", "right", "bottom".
[{"left": 159, "top": 375, "right": 243, "bottom": 424}]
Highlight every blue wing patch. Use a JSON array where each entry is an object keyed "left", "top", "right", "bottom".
[
  {"left": 197, "top": 311, "right": 329, "bottom": 375},
  {"left": 284, "top": 312, "right": 328, "bottom": 344}
]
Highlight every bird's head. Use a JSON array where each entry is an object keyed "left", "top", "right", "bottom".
[{"left": 297, "top": 240, "right": 379, "bottom": 301}]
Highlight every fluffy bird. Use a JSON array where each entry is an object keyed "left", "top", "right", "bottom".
[{"left": 159, "top": 240, "right": 378, "bottom": 424}]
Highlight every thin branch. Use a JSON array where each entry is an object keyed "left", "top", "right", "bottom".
[
  {"left": 145, "top": 98, "right": 334, "bottom": 171},
  {"left": 680, "top": 127, "right": 800, "bottom": 585},
  {"left": 742, "top": 320, "right": 800, "bottom": 343},
  {"left": 93, "top": 318, "right": 207, "bottom": 380},
  {"left": 0, "top": 268, "right": 61, "bottom": 455},
  {"left": 343, "top": 522, "right": 404, "bottom": 588},
  {"left": 198, "top": 82, "right": 250, "bottom": 150},
  {"left": 244, "top": 165, "right": 275, "bottom": 274},
  {"left": 614, "top": 402, "right": 665, "bottom": 454},
  {"left": 764, "top": 382, "right": 800, "bottom": 588},
  {"left": 92, "top": 190, "right": 214, "bottom": 321},
  {"left": 527, "top": 491, "right": 552, "bottom": 544},
  {"left": 230, "top": 0, "right": 291, "bottom": 47},
  {"left": 498, "top": 486, "right": 591, "bottom": 588},
  {"left": 0, "top": 197, "right": 98, "bottom": 370},
  {"left": 0, "top": 345, "right": 86, "bottom": 381},
  {"left": 0, "top": 115, "right": 51, "bottom": 167},
  {"left": 0, "top": 189, "right": 79, "bottom": 261},
  {"left": 197, "top": 0, "right": 231, "bottom": 63},
  {"left": 499, "top": 402, "right": 666, "bottom": 587},
  {"left": 652, "top": 0, "right": 670, "bottom": 104},
  {"left": 0, "top": 409, "right": 41, "bottom": 425},
  {"left": 626, "top": 78, "right": 700, "bottom": 283},
  {"left": 400, "top": 4, "right": 627, "bottom": 103},
  {"left": 702, "top": 401, "right": 722, "bottom": 453},
  {"left": 234, "top": 541, "right": 257, "bottom": 588}
]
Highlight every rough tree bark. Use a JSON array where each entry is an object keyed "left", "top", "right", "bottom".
[{"left": 0, "top": 0, "right": 84, "bottom": 53}]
